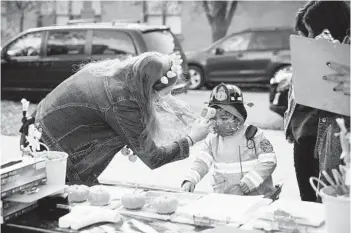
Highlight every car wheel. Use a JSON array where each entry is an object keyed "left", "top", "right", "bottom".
[{"left": 188, "top": 65, "right": 203, "bottom": 90}]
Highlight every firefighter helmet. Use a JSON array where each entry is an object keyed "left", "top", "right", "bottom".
[{"left": 209, "top": 83, "right": 244, "bottom": 106}]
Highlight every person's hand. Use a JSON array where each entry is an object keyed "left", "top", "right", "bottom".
[
  {"left": 335, "top": 118, "right": 350, "bottom": 166},
  {"left": 323, "top": 61, "right": 350, "bottom": 96},
  {"left": 342, "top": 34, "right": 350, "bottom": 45},
  {"left": 181, "top": 181, "right": 195, "bottom": 192},
  {"left": 239, "top": 181, "right": 250, "bottom": 194},
  {"left": 174, "top": 107, "right": 196, "bottom": 126},
  {"left": 189, "top": 118, "right": 215, "bottom": 143},
  {"left": 315, "top": 29, "right": 340, "bottom": 43}
]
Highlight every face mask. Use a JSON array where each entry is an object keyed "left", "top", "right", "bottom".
[{"left": 214, "top": 118, "right": 243, "bottom": 137}]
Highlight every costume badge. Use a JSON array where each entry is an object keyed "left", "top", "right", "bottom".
[
  {"left": 260, "top": 139, "right": 273, "bottom": 153},
  {"left": 215, "top": 87, "right": 227, "bottom": 101}
]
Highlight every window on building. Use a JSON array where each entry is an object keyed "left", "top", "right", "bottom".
[
  {"left": 219, "top": 33, "right": 252, "bottom": 52},
  {"left": 146, "top": 2, "right": 182, "bottom": 35},
  {"left": 6, "top": 31, "right": 43, "bottom": 57},
  {"left": 47, "top": 30, "right": 87, "bottom": 56},
  {"left": 91, "top": 30, "right": 136, "bottom": 55},
  {"left": 282, "top": 30, "right": 295, "bottom": 49}
]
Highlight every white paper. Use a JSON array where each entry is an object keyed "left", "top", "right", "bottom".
[
  {"left": 175, "top": 193, "right": 272, "bottom": 225},
  {"left": 256, "top": 199, "right": 325, "bottom": 227}
]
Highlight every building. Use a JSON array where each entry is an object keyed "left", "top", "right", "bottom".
[{"left": 1, "top": 1, "right": 306, "bottom": 51}]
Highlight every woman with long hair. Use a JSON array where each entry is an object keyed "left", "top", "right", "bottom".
[
  {"left": 21, "top": 52, "right": 213, "bottom": 184},
  {"left": 285, "top": 0, "right": 350, "bottom": 202}
]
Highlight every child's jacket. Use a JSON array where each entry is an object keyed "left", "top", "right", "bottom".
[{"left": 184, "top": 124, "right": 277, "bottom": 195}]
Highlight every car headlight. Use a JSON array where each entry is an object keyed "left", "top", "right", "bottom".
[{"left": 270, "top": 66, "right": 292, "bottom": 85}]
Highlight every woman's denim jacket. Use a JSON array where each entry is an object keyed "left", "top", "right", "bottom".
[
  {"left": 284, "top": 85, "right": 349, "bottom": 174},
  {"left": 32, "top": 69, "right": 189, "bottom": 184}
]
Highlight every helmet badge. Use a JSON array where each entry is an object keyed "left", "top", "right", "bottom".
[{"left": 215, "top": 87, "right": 227, "bottom": 101}]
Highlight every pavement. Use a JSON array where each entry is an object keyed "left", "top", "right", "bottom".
[{"left": 1, "top": 130, "right": 300, "bottom": 200}]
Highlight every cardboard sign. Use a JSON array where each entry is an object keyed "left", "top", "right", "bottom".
[{"left": 290, "top": 35, "right": 350, "bottom": 116}]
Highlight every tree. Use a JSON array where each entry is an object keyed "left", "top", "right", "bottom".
[
  {"left": 202, "top": 1, "right": 238, "bottom": 42},
  {"left": 133, "top": 0, "right": 238, "bottom": 42},
  {"left": 3, "top": 1, "right": 36, "bottom": 32}
]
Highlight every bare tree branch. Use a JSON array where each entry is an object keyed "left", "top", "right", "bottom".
[
  {"left": 212, "top": 1, "right": 226, "bottom": 19},
  {"left": 15, "top": 1, "right": 22, "bottom": 9},
  {"left": 202, "top": 1, "right": 213, "bottom": 23},
  {"left": 226, "top": 1, "right": 238, "bottom": 22},
  {"left": 13, "top": 1, "right": 34, "bottom": 12}
]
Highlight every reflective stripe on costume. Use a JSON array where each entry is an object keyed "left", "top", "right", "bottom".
[
  {"left": 185, "top": 169, "right": 202, "bottom": 184},
  {"left": 257, "top": 153, "right": 276, "bottom": 163},
  {"left": 245, "top": 170, "right": 264, "bottom": 187},
  {"left": 197, "top": 151, "right": 214, "bottom": 168},
  {"left": 213, "top": 159, "right": 258, "bottom": 174}
]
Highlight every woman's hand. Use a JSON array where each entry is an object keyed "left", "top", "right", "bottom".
[
  {"left": 315, "top": 29, "right": 340, "bottom": 43},
  {"left": 174, "top": 108, "right": 196, "bottom": 126},
  {"left": 189, "top": 118, "right": 214, "bottom": 144},
  {"left": 342, "top": 35, "right": 350, "bottom": 45},
  {"left": 323, "top": 61, "right": 350, "bottom": 96}
]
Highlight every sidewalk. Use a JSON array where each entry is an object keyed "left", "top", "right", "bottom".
[{"left": 1, "top": 130, "right": 300, "bottom": 200}]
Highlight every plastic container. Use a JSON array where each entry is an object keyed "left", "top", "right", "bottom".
[
  {"left": 45, "top": 151, "right": 68, "bottom": 185},
  {"left": 310, "top": 177, "right": 350, "bottom": 233}
]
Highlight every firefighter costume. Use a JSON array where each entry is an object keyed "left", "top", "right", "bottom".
[{"left": 182, "top": 83, "right": 277, "bottom": 195}]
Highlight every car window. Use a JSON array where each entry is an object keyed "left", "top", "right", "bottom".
[
  {"left": 47, "top": 30, "right": 87, "bottom": 56},
  {"left": 142, "top": 30, "right": 178, "bottom": 54},
  {"left": 218, "top": 33, "right": 252, "bottom": 52},
  {"left": 92, "top": 30, "right": 136, "bottom": 55},
  {"left": 249, "top": 32, "right": 285, "bottom": 50},
  {"left": 6, "top": 31, "right": 43, "bottom": 57},
  {"left": 282, "top": 31, "right": 295, "bottom": 49}
]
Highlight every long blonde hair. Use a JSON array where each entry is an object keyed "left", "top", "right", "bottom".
[{"left": 80, "top": 52, "right": 192, "bottom": 153}]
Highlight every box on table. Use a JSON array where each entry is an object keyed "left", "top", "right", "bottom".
[
  {"left": 1, "top": 157, "right": 47, "bottom": 199},
  {"left": 0, "top": 200, "right": 38, "bottom": 224}
]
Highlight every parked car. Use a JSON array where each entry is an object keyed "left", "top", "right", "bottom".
[
  {"left": 269, "top": 65, "right": 292, "bottom": 116},
  {"left": 1, "top": 21, "right": 189, "bottom": 101},
  {"left": 185, "top": 27, "right": 295, "bottom": 90}
]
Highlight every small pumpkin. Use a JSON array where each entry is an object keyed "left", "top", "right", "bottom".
[
  {"left": 88, "top": 185, "right": 111, "bottom": 206},
  {"left": 153, "top": 196, "right": 179, "bottom": 214},
  {"left": 67, "top": 185, "right": 89, "bottom": 203},
  {"left": 121, "top": 193, "right": 146, "bottom": 210}
]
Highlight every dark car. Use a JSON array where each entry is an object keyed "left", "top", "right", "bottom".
[
  {"left": 185, "top": 27, "right": 295, "bottom": 90},
  {"left": 1, "top": 21, "right": 188, "bottom": 101},
  {"left": 269, "top": 65, "right": 292, "bottom": 116}
]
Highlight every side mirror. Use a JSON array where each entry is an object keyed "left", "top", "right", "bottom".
[
  {"left": 214, "top": 47, "right": 225, "bottom": 55},
  {"left": 1, "top": 51, "right": 11, "bottom": 61}
]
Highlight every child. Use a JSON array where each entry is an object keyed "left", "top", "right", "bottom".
[{"left": 181, "top": 83, "right": 277, "bottom": 196}]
